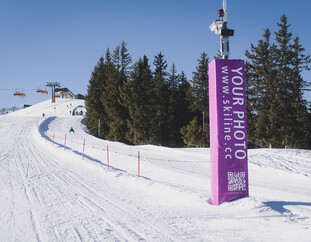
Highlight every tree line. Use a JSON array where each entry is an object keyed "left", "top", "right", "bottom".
[
  {"left": 85, "top": 15, "right": 311, "bottom": 149},
  {"left": 85, "top": 41, "right": 208, "bottom": 147},
  {"left": 246, "top": 14, "right": 311, "bottom": 148}
]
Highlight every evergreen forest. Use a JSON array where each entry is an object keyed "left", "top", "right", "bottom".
[{"left": 85, "top": 15, "right": 311, "bottom": 149}]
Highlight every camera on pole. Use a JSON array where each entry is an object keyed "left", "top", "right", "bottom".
[{"left": 209, "top": 0, "right": 234, "bottom": 59}]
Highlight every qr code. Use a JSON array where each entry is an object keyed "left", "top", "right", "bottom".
[{"left": 228, "top": 172, "right": 246, "bottom": 191}]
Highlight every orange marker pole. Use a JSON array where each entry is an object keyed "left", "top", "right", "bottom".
[
  {"left": 82, "top": 138, "right": 85, "bottom": 160},
  {"left": 138, "top": 151, "right": 140, "bottom": 178}
]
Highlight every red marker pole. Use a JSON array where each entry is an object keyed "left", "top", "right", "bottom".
[
  {"left": 107, "top": 146, "right": 110, "bottom": 169},
  {"left": 82, "top": 138, "right": 85, "bottom": 160},
  {"left": 138, "top": 151, "right": 140, "bottom": 178},
  {"left": 64, "top": 134, "right": 66, "bottom": 151}
]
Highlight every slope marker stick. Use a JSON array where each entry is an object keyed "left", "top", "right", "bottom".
[
  {"left": 107, "top": 146, "right": 109, "bottom": 170},
  {"left": 138, "top": 151, "right": 140, "bottom": 178},
  {"left": 82, "top": 138, "right": 85, "bottom": 160}
]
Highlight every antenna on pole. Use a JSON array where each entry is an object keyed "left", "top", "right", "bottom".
[
  {"left": 223, "top": 0, "right": 227, "bottom": 22},
  {"left": 209, "top": 0, "right": 234, "bottom": 59}
]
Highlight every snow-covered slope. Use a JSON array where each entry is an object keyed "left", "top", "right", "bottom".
[{"left": 0, "top": 99, "right": 310, "bottom": 241}]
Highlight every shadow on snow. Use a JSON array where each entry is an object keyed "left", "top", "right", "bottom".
[{"left": 263, "top": 201, "right": 311, "bottom": 214}]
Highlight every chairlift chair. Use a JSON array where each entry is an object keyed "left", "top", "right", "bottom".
[
  {"left": 13, "top": 91, "right": 21, "bottom": 96},
  {"left": 18, "top": 93, "right": 26, "bottom": 97},
  {"left": 17, "top": 90, "right": 26, "bottom": 97}
]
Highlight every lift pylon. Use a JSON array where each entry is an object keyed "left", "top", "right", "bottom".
[{"left": 46, "top": 82, "right": 60, "bottom": 103}]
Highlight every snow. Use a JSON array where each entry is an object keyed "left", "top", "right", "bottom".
[{"left": 1, "top": 99, "right": 311, "bottom": 241}]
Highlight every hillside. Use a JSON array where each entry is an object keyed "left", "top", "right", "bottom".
[{"left": 0, "top": 99, "right": 310, "bottom": 241}]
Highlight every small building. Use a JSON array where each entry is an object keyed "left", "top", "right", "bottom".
[
  {"left": 23, "top": 104, "right": 32, "bottom": 109},
  {"left": 75, "top": 94, "right": 85, "bottom": 100},
  {"left": 55, "top": 88, "right": 75, "bottom": 99}
]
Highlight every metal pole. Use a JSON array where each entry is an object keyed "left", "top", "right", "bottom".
[
  {"left": 52, "top": 86, "right": 55, "bottom": 103},
  {"left": 210, "top": 0, "right": 233, "bottom": 60},
  {"left": 223, "top": 0, "right": 227, "bottom": 22},
  {"left": 221, "top": 0, "right": 229, "bottom": 59},
  {"left": 46, "top": 82, "right": 60, "bottom": 103}
]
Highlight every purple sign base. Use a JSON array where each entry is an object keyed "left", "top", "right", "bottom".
[{"left": 209, "top": 59, "right": 249, "bottom": 205}]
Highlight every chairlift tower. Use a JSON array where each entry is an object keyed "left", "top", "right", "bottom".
[
  {"left": 46, "top": 82, "right": 60, "bottom": 103},
  {"left": 209, "top": 0, "right": 234, "bottom": 59}
]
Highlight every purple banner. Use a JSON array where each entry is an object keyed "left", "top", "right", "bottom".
[{"left": 209, "top": 59, "right": 249, "bottom": 205}]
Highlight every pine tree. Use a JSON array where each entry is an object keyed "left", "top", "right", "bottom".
[
  {"left": 122, "top": 55, "right": 157, "bottom": 144},
  {"left": 101, "top": 44, "right": 132, "bottom": 143},
  {"left": 245, "top": 15, "right": 311, "bottom": 148},
  {"left": 153, "top": 52, "right": 170, "bottom": 145},
  {"left": 85, "top": 57, "right": 108, "bottom": 137},
  {"left": 176, "top": 71, "right": 193, "bottom": 146},
  {"left": 273, "top": 14, "right": 295, "bottom": 147},
  {"left": 167, "top": 63, "right": 180, "bottom": 146},
  {"left": 120, "top": 41, "right": 132, "bottom": 75},
  {"left": 112, "top": 45, "right": 121, "bottom": 71},
  {"left": 112, "top": 41, "right": 132, "bottom": 74},
  {"left": 180, "top": 117, "right": 204, "bottom": 147},
  {"left": 245, "top": 29, "right": 278, "bottom": 147},
  {"left": 244, "top": 59, "right": 258, "bottom": 147},
  {"left": 273, "top": 14, "right": 311, "bottom": 148},
  {"left": 101, "top": 56, "right": 124, "bottom": 141},
  {"left": 105, "top": 48, "right": 112, "bottom": 64},
  {"left": 287, "top": 36, "right": 311, "bottom": 147},
  {"left": 190, "top": 52, "right": 210, "bottom": 146}
]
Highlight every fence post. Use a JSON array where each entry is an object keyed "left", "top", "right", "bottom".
[
  {"left": 82, "top": 138, "right": 85, "bottom": 160},
  {"left": 107, "top": 146, "right": 109, "bottom": 170},
  {"left": 138, "top": 151, "right": 140, "bottom": 178},
  {"left": 64, "top": 134, "right": 66, "bottom": 151}
]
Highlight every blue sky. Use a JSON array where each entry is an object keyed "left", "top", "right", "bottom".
[{"left": 1, "top": 0, "right": 311, "bottom": 109}]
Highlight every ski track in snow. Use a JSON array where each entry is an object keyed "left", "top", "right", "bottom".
[{"left": 1, "top": 99, "right": 311, "bottom": 241}]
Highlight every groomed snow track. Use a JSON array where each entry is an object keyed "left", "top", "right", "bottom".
[{"left": 0, "top": 99, "right": 311, "bottom": 241}]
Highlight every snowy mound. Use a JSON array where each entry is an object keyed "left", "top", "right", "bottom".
[
  {"left": 0, "top": 99, "right": 310, "bottom": 241},
  {"left": 8, "top": 99, "right": 85, "bottom": 117}
]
